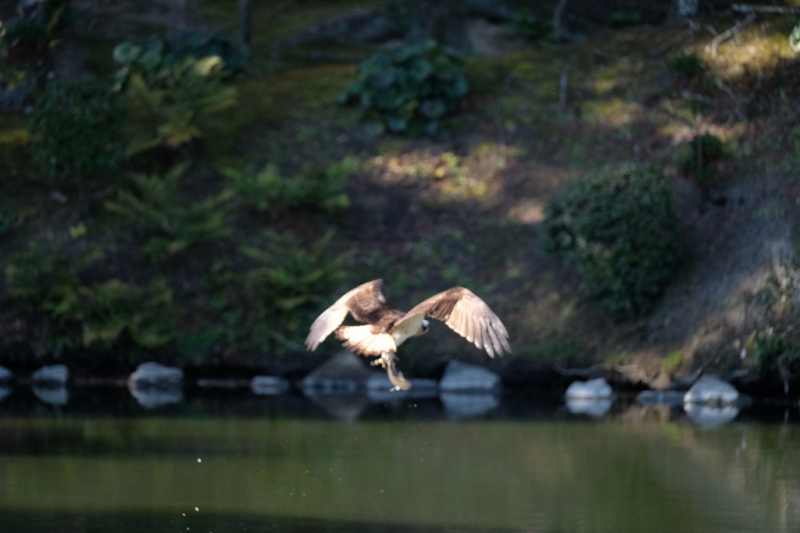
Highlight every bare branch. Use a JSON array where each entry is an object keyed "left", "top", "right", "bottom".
[
  {"left": 705, "top": 13, "right": 756, "bottom": 57},
  {"left": 732, "top": 4, "right": 800, "bottom": 15}
]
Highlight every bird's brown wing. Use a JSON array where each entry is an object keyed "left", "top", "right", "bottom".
[
  {"left": 305, "top": 279, "right": 391, "bottom": 351},
  {"left": 398, "top": 287, "right": 510, "bottom": 357}
]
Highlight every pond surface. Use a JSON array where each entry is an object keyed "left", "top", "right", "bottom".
[{"left": 1, "top": 387, "right": 800, "bottom": 533}]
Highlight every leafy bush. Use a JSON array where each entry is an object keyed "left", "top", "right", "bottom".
[
  {"left": 4, "top": 239, "right": 176, "bottom": 353},
  {"left": 667, "top": 53, "right": 704, "bottom": 80},
  {"left": 83, "top": 278, "right": 175, "bottom": 349},
  {"left": 679, "top": 133, "right": 727, "bottom": 189},
  {"left": 114, "top": 35, "right": 238, "bottom": 156},
  {"left": 106, "top": 163, "right": 234, "bottom": 261},
  {"left": 542, "top": 164, "right": 682, "bottom": 320},
  {"left": 113, "top": 31, "right": 244, "bottom": 89},
  {"left": 511, "top": 9, "right": 553, "bottom": 42},
  {"left": 233, "top": 229, "right": 346, "bottom": 352},
  {"left": 28, "top": 78, "right": 126, "bottom": 182},
  {"left": 222, "top": 157, "right": 355, "bottom": 215},
  {"left": 338, "top": 41, "right": 468, "bottom": 134},
  {"left": 4, "top": 240, "right": 102, "bottom": 354}
]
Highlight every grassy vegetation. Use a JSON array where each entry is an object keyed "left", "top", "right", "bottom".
[{"left": 1, "top": 0, "right": 800, "bottom": 380}]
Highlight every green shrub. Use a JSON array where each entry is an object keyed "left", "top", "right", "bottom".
[
  {"left": 679, "top": 133, "right": 726, "bottom": 189},
  {"left": 28, "top": 78, "right": 126, "bottom": 182},
  {"left": 113, "top": 31, "right": 244, "bottom": 89},
  {"left": 542, "top": 164, "right": 682, "bottom": 320},
  {"left": 510, "top": 9, "right": 553, "bottom": 42},
  {"left": 4, "top": 240, "right": 102, "bottom": 354},
  {"left": 114, "top": 35, "right": 238, "bottom": 156},
  {"left": 666, "top": 53, "right": 704, "bottom": 80},
  {"left": 338, "top": 41, "right": 469, "bottom": 134},
  {"left": 83, "top": 278, "right": 175, "bottom": 349},
  {"left": 223, "top": 157, "right": 355, "bottom": 215},
  {"left": 105, "top": 163, "right": 234, "bottom": 261}
]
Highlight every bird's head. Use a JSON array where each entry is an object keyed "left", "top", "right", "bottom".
[{"left": 418, "top": 318, "right": 430, "bottom": 336}]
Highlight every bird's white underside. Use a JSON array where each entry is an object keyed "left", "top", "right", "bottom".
[{"left": 391, "top": 314, "right": 427, "bottom": 347}]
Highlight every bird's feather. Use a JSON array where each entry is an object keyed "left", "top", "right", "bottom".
[
  {"left": 335, "top": 325, "right": 397, "bottom": 356},
  {"left": 398, "top": 287, "right": 510, "bottom": 357},
  {"left": 305, "top": 279, "right": 389, "bottom": 351}
]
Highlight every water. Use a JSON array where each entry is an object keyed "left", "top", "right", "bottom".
[{"left": 2, "top": 387, "right": 800, "bottom": 533}]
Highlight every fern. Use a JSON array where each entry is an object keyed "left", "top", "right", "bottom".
[
  {"left": 106, "top": 163, "right": 234, "bottom": 261},
  {"left": 83, "top": 278, "right": 175, "bottom": 348},
  {"left": 222, "top": 157, "right": 356, "bottom": 215}
]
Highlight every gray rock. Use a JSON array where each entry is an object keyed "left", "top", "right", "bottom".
[
  {"left": 565, "top": 377, "right": 613, "bottom": 399},
  {"left": 250, "top": 376, "right": 290, "bottom": 395},
  {"left": 32, "top": 386, "right": 68, "bottom": 406},
  {"left": 31, "top": 364, "right": 69, "bottom": 386},
  {"left": 566, "top": 398, "right": 614, "bottom": 417},
  {"left": 0, "top": 386, "right": 13, "bottom": 403},
  {"left": 302, "top": 352, "right": 372, "bottom": 395},
  {"left": 128, "top": 362, "right": 183, "bottom": 389},
  {"left": 365, "top": 373, "right": 438, "bottom": 402},
  {"left": 684, "top": 403, "right": 739, "bottom": 427},
  {"left": 684, "top": 375, "right": 739, "bottom": 405},
  {"left": 0, "top": 365, "right": 13, "bottom": 383},
  {"left": 636, "top": 390, "right": 686, "bottom": 406},
  {"left": 130, "top": 387, "right": 183, "bottom": 410},
  {"left": 440, "top": 392, "right": 500, "bottom": 419},
  {"left": 439, "top": 360, "right": 501, "bottom": 392}
]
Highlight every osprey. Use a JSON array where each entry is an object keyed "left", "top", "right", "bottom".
[{"left": 305, "top": 279, "right": 510, "bottom": 391}]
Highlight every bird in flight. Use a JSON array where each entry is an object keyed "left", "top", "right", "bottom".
[{"left": 305, "top": 279, "right": 510, "bottom": 391}]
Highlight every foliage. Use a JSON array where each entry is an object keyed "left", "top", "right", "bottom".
[
  {"left": 123, "top": 64, "right": 238, "bottom": 156},
  {"left": 236, "top": 229, "right": 346, "bottom": 351},
  {"left": 83, "top": 278, "right": 175, "bottom": 349},
  {"left": 750, "top": 329, "right": 800, "bottom": 381},
  {"left": 542, "top": 164, "right": 682, "bottom": 320},
  {"left": 789, "top": 20, "right": 800, "bottom": 53},
  {"left": 105, "top": 163, "right": 234, "bottom": 261},
  {"left": 666, "top": 53, "right": 704, "bottom": 80},
  {"left": 200, "top": 229, "right": 346, "bottom": 356},
  {"left": 338, "top": 41, "right": 469, "bottom": 134},
  {"left": 222, "top": 157, "right": 355, "bottom": 215},
  {"left": 5, "top": 240, "right": 102, "bottom": 325},
  {"left": 4, "top": 239, "right": 102, "bottom": 354},
  {"left": 114, "top": 34, "right": 239, "bottom": 156},
  {"left": 511, "top": 9, "right": 553, "bottom": 42},
  {"left": 679, "top": 134, "right": 727, "bottom": 189},
  {"left": 113, "top": 31, "right": 244, "bottom": 89},
  {"left": 28, "top": 77, "right": 126, "bottom": 183},
  {"left": 4, "top": 238, "right": 176, "bottom": 352}
]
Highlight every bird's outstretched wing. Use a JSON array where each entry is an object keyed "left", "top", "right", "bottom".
[
  {"left": 398, "top": 287, "right": 510, "bottom": 357},
  {"left": 305, "top": 279, "right": 390, "bottom": 351}
]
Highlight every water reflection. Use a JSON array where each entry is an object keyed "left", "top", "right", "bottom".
[
  {"left": 2, "top": 393, "right": 800, "bottom": 533},
  {"left": 31, "top": 385, "right": 68, "bottom": 406},
  {"left": 0, "top": 386, "right": 12, "bottom": 403},
  {"left": 439, "top": 392, "right": 500, "bottom": 419},
  {"left": 565, "top": 397, "right": 614, "bottom": 417},
  {"left": 684, "top": 403, "right": 740, "bottom": 427}
]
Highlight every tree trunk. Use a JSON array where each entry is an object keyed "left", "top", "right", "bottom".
[
  {"left": 669, "top": 0, "right": 698, "bottom": 20},
  {"left": 239, "top": 0, "right": 251, "bottom": 54},
  {"left": 553, "top": 0, "right": 568, "bottom": 42}
]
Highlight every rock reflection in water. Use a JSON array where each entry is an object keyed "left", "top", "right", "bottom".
[
  {"left": 439, "top": 392, "right": 499, "bottom": 419},
  {"left": 566, "top": 397, "right": 614, "bottom": 417},
  {"left": 305, "top": 393, "right": 368, "bottom": 421},
  {"left": 684, "top": 403, "right": 740, "bottom": 427},
  {"left": 128, "top": 385, "right": 182, "bottom": 409},
  {"left": 32, "top": 386, "right": 68, "bottom": 406},
  {"left": 0, "top": 386, "right": 12, "bottom": 403}
]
